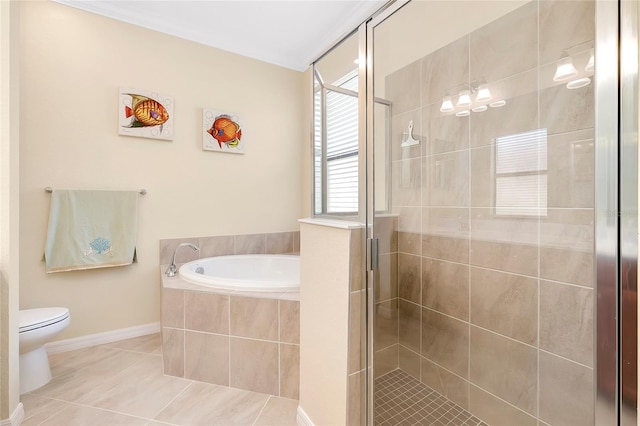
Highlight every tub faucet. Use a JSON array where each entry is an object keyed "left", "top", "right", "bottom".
[{"left": 165, "top": 243, "right": 200, "bottom": 277}]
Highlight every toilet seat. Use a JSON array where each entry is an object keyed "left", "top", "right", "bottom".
[{"left": 19, "top": 307, "right": 70, "bottom": 333}]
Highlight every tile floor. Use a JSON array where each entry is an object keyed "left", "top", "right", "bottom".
[
  {"left": 20, "top": 333, "right": 298, "bottom": 426},
  {"left": 375, "top": 370, "right": 488, "bottom": 426}
]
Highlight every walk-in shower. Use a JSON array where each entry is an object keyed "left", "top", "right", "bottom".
[{"left": 312, "top": 0, "right": 637, "bottom": 425}]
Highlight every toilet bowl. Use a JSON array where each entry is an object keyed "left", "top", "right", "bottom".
[{"left": 19, "top": 307, "right": 70, "bottom": 394}]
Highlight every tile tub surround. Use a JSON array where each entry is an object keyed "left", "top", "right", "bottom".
[
  {"left": 161, "top": 280, "right": 300, "bottom": 399},
  {"left": 383, "top": 1, "right": 595, "bottom": 425},
  {"left": 159, "top": 231, "right": 300, "bottom": 265},
  {"left": 160, "top": 231, "right": 300, "bottom": 399}
]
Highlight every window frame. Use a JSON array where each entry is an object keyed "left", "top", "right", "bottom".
[{"left": 314, "top": 68, "right": 361, "bottom": 216}]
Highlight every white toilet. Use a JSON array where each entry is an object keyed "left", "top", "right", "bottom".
[{"left": 19, "top": 307, "right": 70, "bottom": 394}]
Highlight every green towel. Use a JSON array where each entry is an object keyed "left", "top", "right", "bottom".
[{"left": 44, "top": 190, "right": 138, "bottom": 273}]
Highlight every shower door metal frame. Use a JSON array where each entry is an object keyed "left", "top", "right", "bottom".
[
  {"left": 362, "top": 2, "right": 411, "bottom": 425},
  {"left": 618, "top": 0, "right": 638, "bottom": 424},
  {"left": 594, "top": 0, "right": 619, "bottom": 423},
  {"left": 596, "top": 0, "right": 639, "bottom": 425}
]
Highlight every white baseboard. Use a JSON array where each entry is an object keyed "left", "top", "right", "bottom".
[
  {"left": 296, "top": 406, "right": 314, "bottom": 426},
  {"left": 45, "top": 322, "right": 160, "bottom": 354},
  {"left": 0, "top": 402, "right": 24, "bottom": 426}
]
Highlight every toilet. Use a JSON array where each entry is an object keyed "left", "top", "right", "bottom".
[{"left": 19, "top": 307, "right": 70, "bottom": 394}]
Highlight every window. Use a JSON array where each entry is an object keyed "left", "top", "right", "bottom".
[
  {"left": 314, "top": 70, "right": 359, "bottom": 214},
  {"left": 495, "top": 129, "right": 548, "bottom": 217}
]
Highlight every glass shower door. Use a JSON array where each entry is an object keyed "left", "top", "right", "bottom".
[{"left": 365, "top": 1, "right": 612, "bottom": 425}]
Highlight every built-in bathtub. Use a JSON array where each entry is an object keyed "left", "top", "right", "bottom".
[
  {"left": 179, "top": 254, "right": 299, "bottom": 292},
  {"left": 160, "top": 251, "right": 300, "bottom": 399}
]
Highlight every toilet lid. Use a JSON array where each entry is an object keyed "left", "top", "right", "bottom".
[{"left": 19, "top": 307, "right": 69, "bottom": 333}]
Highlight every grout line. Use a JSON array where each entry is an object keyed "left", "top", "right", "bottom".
[
  {"left": 538, "top": 347, "right": 594, "bottom": 370},
  {"left": 251, "top": 395, "right": 273, "bottom": 426},
  {"left": 467, "top": 321, "right": 538, "bottom": 350},
  {"left": 468, "top": 382, "right": 537, "bottom": 423},
  {"left": 450, "top": 258, "right": 593, "bottom": 292},
  {"left": 149, "top": 381, "right": 195, "bottom": 422},
  {"left": 21, "top": 394, "right": 71, "bottom": 426},
  {"left": 68, "top": 401, "right": 158, "bottom": 424},
  {"left": 538, "top": 276, "right": 594, "bottom": 290},
  {"left": 103, "top": 345, "right": 163, "bottom": 357},
  {"left": 421, "top": 306, "right": 468, "bottom": 326}
]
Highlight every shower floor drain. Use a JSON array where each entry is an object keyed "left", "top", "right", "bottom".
[{"left": 375, "top": 369, "right": 489, "bottom": 426}]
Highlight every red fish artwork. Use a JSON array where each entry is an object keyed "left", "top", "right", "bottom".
[
  {"left": 123, "top": 93, "right": 169, "bottom": 130},
  {"left": 207, "top": 115, "right": 242, "bottom": 149}
]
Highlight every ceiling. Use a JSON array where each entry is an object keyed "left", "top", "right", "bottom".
[{"left": 51, "top": 0, "right": 387, "bottom": 72}]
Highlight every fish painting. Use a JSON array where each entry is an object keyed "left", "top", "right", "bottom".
[
  {"left": 119, "top": 88, "right": 173, "bottom": 140},
  {"left": 123, "top": 93, "right": 169, "bottom": 131},
  {"left": 207, "top": 115, "right": 242, "bottom": 149}
]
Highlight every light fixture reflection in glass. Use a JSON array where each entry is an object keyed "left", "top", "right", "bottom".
[
  {"left": 475, "top": 84, "right": 492, "bottom": 102},
  {"left": 489, "top": 100, "right": 506, "bottom": 108},
  {"left": 566, "top": 77, "right": 591, "bottom": 90},
  {"left": 472, "top": 105, "right": 488, "bottom": 113},
  {"left": 553, "top": 56, "right": 578, "bottom": 82},
  {"left": 440, "top": 96, "right": 454, "bottom": 113},
  {"left": 585, "top": 49, "right": 594, "bottom": 72},
  {"left": 455, "top": 110, "right": 470, "bottom": 117},
  {"left": 457, "top": 90, "right": 472, "bottom": 107}
]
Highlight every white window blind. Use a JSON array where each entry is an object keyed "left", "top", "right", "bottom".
[
  {"left": 495, "top": 129, "right": 548, "bottom": 217},
  {"left": 315, "top": 71, "right": 359, "bottom": 214},
  {"left": 326, "top": 87, "right": 358, "bottom": 213}
]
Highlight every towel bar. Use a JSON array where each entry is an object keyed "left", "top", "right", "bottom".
[{"left": 44, "top": 187, "right": 147, "bottom": 195}]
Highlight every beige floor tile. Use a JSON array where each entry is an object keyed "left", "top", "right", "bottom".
[
  {"left": 48, "top": 345, "right": 123, "bottom": 377},
  {"left": 20, "top": 394, "right": 70, "bottom": 426},
  {"left": 32, "top": 349, "right": 152, "bottom": 403},
  {"left": 154, "top": 382, "right": 269, "bottom": 426},
  {"left": 28, "top": 334, "right": 299, "bottom": 426},
  {"left": 85, "top": 355, "right": 192, "bottom": 418},
  {"left": 105, "top": 333, "right": 163, "bottom": 355},
  {"left": 31, "top": 364, "right": 121, "bottom": 404},
  {"left": 253, "top": 396, "right": 298, "bottom": 426},
  {"left": 39, "top": 404, "right": 148, "bottom": 426}
]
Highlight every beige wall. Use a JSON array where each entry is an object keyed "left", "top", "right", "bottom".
[
  {"left": 1, "top": 0, "right": 21, "bottom": 420},
  {"left": 19, "top": 0, "right": 306, "bottom": 340}
]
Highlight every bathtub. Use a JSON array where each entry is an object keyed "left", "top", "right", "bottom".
[{"left": 178, "top": 254, "right": 299, "bottom": 292}]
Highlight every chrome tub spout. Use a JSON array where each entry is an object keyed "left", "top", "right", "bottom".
[{"left": 165, "top": 243, "right": 200, "bottom": 277}]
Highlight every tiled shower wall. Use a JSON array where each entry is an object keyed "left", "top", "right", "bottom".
[{"left": 381, "top": 1, "right": 595, "bottom": 425}]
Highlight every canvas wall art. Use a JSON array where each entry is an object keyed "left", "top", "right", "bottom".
[
  {"left": 119, "top": 88, "right": 173, "bottom": 140},
  {"left": 202, "top": 108, "right": 244, "bottom": 154}
]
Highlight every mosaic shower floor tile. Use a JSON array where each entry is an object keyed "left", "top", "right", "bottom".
[{"left": 375, "top": 369, "right": 489, "bottom": 426}]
